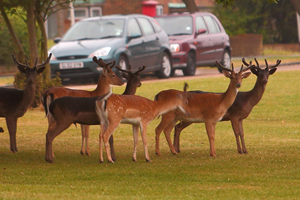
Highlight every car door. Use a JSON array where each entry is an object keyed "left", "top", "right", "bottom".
[
  {"left": 137, "top": 17, "right": 161, "bottom": 69},
  {"left": 126, "top": 18, "right": 148, "bottom": 69}
]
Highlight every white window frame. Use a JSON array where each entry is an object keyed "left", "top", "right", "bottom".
[
  {"left": 68, "top": 7, "right": 88, "bottom": 20},
  {"left": 156, "top": 5, "right": 164, "bottom": 16},
  {"left": 90, "top": 7, "right": 102, "bottom": 17}
]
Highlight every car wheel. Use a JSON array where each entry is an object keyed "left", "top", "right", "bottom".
[
  {"left": 218, "top": 50, "right": 231, "bottom": 73},
  {"left": 182, "top": 53, "right": 196, "bottom": 76},
  {"left": 156, "top": 52, "right": 172, "bottom": 79},
  {"left": 117, "top": 55, "right": 129, "bottom": 81}
]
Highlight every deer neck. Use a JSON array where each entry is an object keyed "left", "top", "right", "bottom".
[
  {"left": 221, "top": 80, "right": 239, "bottom": 109},
  {"left": 21, "top": 79, "right": 36, "bottom": 108},
  {"left": 123, "top": 84, "right": 137, "bottom": 95},
  {"left": 91, "top": 75, "right": 111, "bottom": 96},
  {"left": 248, "top": 78, "right": 266, "bottom": 106}
]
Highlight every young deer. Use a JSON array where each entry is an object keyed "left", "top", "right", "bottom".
[
  {"left": 173, "top": 58, "right": 280, "bottom": 154},
  {"left": 155, "top": 61, "right": 252, "bottom": 157},
  {"left": 45, "top": 65, "right": 146, "bottom": 163},
  {"left": 95, "top": 83, "right": 189, "bottom": 163},
  {"left": 0, "top": 53, "right": 50, "bottom": 152},
  {"left": 42, "top": 57, "right": 124, "bottom": 156}
]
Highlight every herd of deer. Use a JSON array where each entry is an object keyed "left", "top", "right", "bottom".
[{"left": 0, "top": 53, "right": 281, "bottom": 163}]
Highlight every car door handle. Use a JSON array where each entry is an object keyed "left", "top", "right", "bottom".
[{"left": 156, "top": 36, "right": 159, "bottom": 40}]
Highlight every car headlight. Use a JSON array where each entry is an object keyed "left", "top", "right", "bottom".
[
  {"left": 170, "top": 44, "right": 180, "bottom": 53},
  {"left": 48, "top": 52, "right": 57, "bottom": 60},
  {"left": 89, "top": 47, "right": 111, "bottom": 57}
]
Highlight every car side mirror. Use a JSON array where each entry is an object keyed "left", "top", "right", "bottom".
[
  {"left": 127, "top": 34, "right": 142, "bottom": 41},
  {"left": 53, "top": 37, "right": 61, "bottom": 43},
  {"left": 197, "top": 29, "right": 207, "bottom": 35}
]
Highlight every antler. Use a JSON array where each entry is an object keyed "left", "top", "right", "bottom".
[
  {"left": 92, "top": 56, "right": 115, "bottom": 69},
  {"left": 116, "top": 65, "right": 132, "bottom": 74},
  {"left": 11, "top": 54, "right": 28, "bottom": 68},
  {"left": 37, "top": 53, "right": 52, "bottom": 68},
  {"left": 265, "top": 59, "right": 281, "bottom": 70},
  {"left": 215, "top": 61, "right": 234, "bottom": 72},
  {"left": 135, "top": 66, "right": 146, "bottom": 74},
  {"left": 241, "top": 58, "right": 257, "bottom": 72}
]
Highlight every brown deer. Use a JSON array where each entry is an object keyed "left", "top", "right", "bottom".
[
  {"left": 95, "top": 83, "right": 189, "bottom": 163},
  {"left": 45, "top": 65, "right": 146, "bottom": 163},
  {"left": 155, "top": 61, "right": 252, "bottom": 157},
  {"left": 42, "top": 57, "right": 124, "bottom": 156},
  {"left": 0, "top": 53, "right": 51, "bottom": 152},
  {"left": 173, "top": 58, "right": 281, "bottom": 154}
]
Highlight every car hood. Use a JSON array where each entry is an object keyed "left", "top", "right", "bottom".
[
  {"left": 168, "top": 35, "right": 193, "bottom": 44},
  {"left": 49, "top": 38, "right": 123, "bottom": 57}
]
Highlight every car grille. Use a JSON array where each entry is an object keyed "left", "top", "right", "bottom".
[{"left": 56, "top": 55, "right": 88, "bottom": 60}]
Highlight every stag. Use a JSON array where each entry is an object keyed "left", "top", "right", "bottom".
[
  {"left": 45, "top": 65, "right": 146, "bottom": 163},
  {"left": 0, "top": 54, "right": 50, "bottom": 152},
  {"left": 155, "top": 61, "right": 252, "bottom": 157},
  {"left": 173, "top": 58, "right": 280, "bottom": 154},
  {"left": 95, "top": 83, "right": 189, "bottom": 163}
]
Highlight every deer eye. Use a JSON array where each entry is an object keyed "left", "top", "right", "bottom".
[{"left": 112, "top": 74, "right": 116, "bottom": 78}]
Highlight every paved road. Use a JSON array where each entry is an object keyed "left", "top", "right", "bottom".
[{"left": 67, "top": 63, "right": 300, "bottom": 90}]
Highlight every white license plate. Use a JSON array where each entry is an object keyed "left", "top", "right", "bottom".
[{"left": 59, "top": 62, "right": 84, "bottom": 69}]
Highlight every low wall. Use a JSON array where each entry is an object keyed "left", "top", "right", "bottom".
[
  {"left": 263, "top": 43, "right": 300, "bottom": 52},
  {"left": 230, "top": 34, "right": 263, "bottom": 57}
]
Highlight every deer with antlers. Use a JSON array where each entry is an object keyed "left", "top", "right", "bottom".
[
  {"left": 173, "top": 58, "right": 280, "bottom": 154},
  {"left": 155, "top": 61, "right": 253, "bottom": 157},
  {"left": 42, "top": 57, "right": 124, "bottom": 156},
  {"left": 95, "top": 83, "right": 189, "bottom": 163},
  {"left": 45, "top": 65, "right": 146, "bottom": 163},
  {"left": 0, "top": 53, "right": 51, "bottom": 152}
]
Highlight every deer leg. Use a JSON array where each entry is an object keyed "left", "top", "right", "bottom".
[
  {"left": 81, "top": 125, "right": 91, "bottom": 156},
  {"left": 230, "top": 118, "right": 243, "bottom": 154},
  {"left": 163, "top": 119, "right": 179, "bottom": 155},
  {"left": 174, "top": 121, "right": 192, "bottom": 153},
  {"left": 80, "top": 124, "right": 86, "bottom": 155},
  {"left": 109, "top": 135, "right": 116, "bottom": 161},
  {"left": 6, "top": 117, "right": 18, "bottom": 153},
  {"left": 239, "top": 120, "right": 248, "bottom": 154},
  {"left": 101, "top": 124, "right": 118, "bottom": 163},
  {"left": 205, "top": 121, "right": 216, "bottom": 157},
  {"left": 140, "top": 124, "right": 151, "bottom": 162},
  {"left": 155, "top": 114, "right": 174, "bottom": 156},
  {"left": 132, "top": 125, "right": 139, "bottom": 162},
  {"left": 45, "top": 121, "right": 71, "bottom": 163}
]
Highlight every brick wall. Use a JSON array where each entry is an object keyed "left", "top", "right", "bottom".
[
  {"left": 263, "top": 44, "right": 300, "bottom": 52},
  {"left": 230, "top": 34, "right": 263, "bottom": 57}
]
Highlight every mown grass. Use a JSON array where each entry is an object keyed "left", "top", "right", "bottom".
[{"left": 0, "top": 70, "right": 300, "bottom": 199}]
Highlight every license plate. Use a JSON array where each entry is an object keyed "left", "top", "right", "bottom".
[{"left": 59, "top": 62, "right": 84, "bottom": 69}]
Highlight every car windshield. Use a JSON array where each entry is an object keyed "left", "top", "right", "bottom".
[
  {"left": 155, "top": 16, "right": 193, "bottom": 36},
  {"left": 61, "top": 18, "right": 125, "bottom": 41}
]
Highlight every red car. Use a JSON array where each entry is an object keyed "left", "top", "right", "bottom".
[{"left": 155, "top": 12, "right": 231, "bottom": 76}]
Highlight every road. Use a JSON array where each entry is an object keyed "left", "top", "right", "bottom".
[{"left": 67, "top": 63, "right": 300, "bottom": 90}]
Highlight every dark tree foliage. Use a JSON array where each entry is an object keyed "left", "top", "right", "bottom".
[{"left": 213, "top": 0, "right": 298, "bottom": 44}]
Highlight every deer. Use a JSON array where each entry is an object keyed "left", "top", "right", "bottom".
[
  {"left": 173, "top": 58, "right": 281, "bottom": 154},
  {"left": 154, "top": 61, "right": 253, "bottom": 157},
  {"left": 95, "top": 83, "right": 189, "bottom": 163},
  {"left": 0, "top": 53, "right": 51, "bottom": 152},
  {"left": 45, "top": 65, "right": 146, "bottom": 163},
  {"left": 42, "top": 57, "right": 124, "bottom": 156}
]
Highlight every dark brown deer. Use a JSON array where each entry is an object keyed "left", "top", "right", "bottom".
[
  {"left": 42, "top": 57, "right": 124, "bottom": 156},
  {"left": 45, "top": 65, "right": 146, "bottom": 163},
  {"left": 155, "top": 61, "right": 253, "bottom": 157},
  {"left": 173, "top": 58, "right": 281, "bottom": 154},
  {"left": 95, "top": 83, "right": 189, "bottom": 163},
  {"left": 0, "top": 53, "right": 51, "bottom": 152}
]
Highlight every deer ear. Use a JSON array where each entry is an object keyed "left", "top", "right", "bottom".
[
  {"left": 250, "top": 67, "right": 258, "bottom": 76},
  {"left": 122, "top": 73, "right": 129, "bottom": 80},
  {"left": 269, "top": 68, "right": 277, "bottom": 75},
  {"left": 222, "top": 70, "right": 231, "bottom": 78},
  {"left": 18, "top": 65, "right": 27, "bottom": 74},
  {"left": 242, "top": 72, "right": 251, "bottom": 79},
  {"left": 37, "top": 66, "right": 46, "bottom": 74}
]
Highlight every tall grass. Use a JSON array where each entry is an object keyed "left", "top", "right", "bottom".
[{"left": 0, "top": 70, "right": 299, "bottom": 199}]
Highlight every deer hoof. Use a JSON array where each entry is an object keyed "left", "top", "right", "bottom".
[
  {"left": 132, "top": 158, "right": 137, "bottom": 162},
  {"left": 155, "top": 152, "right": 161, "bottom": 156},
  {"left": 99, "top": 159, "right": 104, "bottom": 163},
  {"left": 80, "top": 151, "right": 84, "bottom": 155},
  {"left": 146, "top": 159, "right": 151, "bottom": 162},
  {"left": 108, "top": 160, "right": 114, "bottom": 163}
]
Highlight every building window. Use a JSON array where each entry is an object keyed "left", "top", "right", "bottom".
[
  {"left": 90, "top": 7, "right": 102, "bottom": 17},
  {"left": 68, "top": 8, "right": 88, "bottom": 19},
  {"left": 156, "top": 5, "right": 163, "bottom": 15}
]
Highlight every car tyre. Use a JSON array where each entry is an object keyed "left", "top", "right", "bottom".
[
  {"left": 156, "top": 52, "right": 172, "bottom": 79},
  {"left": 117, "top": 55, "right": 129, "bottom": 81},
  {"left": 218, "top": 50, "right": 231, "bottom": 73},
  {"left": 182, "top": 53, "right": 196, "bottom": 76}
]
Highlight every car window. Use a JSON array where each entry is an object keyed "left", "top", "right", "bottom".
[
  {"left": 155, "top": 16, "right": 193, "bottom": 36},
  {"left": 127, "top": 18, "right": 142, "bottom": 37},
  {"left": 137, "top": 18, "right": 155, "bottom": 35},
  {"left": 61, "top": 19, "right": 125, "bottom": 41},
  {"left": 195, "top": 16, "right": 208, "bottom": 33},
  {"left": 204, "top": 16, "right": 220, "bottom": 34},
  {"left": 150, "top": 19, "right": 162, "bottom": 32}
]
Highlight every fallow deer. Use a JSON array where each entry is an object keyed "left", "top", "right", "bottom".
[
  {"left": 95, "top": 83, "right": 189, "bottom": 163},
  {"left": 155, "top": 61, "right": 252, "bottom": 157},
  {"left": 42, "top": 57, "right": 124, "bottom": 156},
  {"left": 0, "top": 53, "right": 50, "bottom": 152},
  {"left": 173, "top": 58, "right": 281, "bottom": 154},
  {"left": 45, "top": 65, "right": 146, "bottom": 163}
]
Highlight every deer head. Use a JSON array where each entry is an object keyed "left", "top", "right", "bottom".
[
  {"left": 243, "top": 58, "right": 281, "bottom": 85},
  {"left": 216, "top": 61, "right": 253, "bottom": 88},
  {"left": 116, "top": 65, "right": 146, "bottom": 88},
  {"left": 92, "top": 56, "right": 124, "bottom": 86}
]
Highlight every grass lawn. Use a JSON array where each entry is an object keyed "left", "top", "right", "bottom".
[{"left": 0, "top": 69, "right": 299, "bottom": 199}]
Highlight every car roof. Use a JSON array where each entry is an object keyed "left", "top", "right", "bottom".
[
  {"left": 155, "top": 12, "right": 214, "bottom": 18},
  {"left": 81, "top": 14, "right": 153, "bottom": 21}
]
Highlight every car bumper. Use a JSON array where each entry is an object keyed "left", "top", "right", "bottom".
[{"left": 171, "top": 51, "right": 187, "bottom": 69}]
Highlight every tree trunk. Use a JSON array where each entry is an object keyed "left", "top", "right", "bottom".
[
  {"left": 290, "top": 0, "right": 300, "bottom": 15},
  {"left": 26, "top": 1, "right": 38, "bottom": 67},
  {"left": 0, "top": 0, "right": 25, "bottom": 61},
  {"left": 182, "top": 0, "right": 199, "bottom": 13}
]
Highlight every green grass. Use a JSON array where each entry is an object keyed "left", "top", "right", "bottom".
[{"left": 1, "top": 70, "right": 300, "bottom": 199}]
